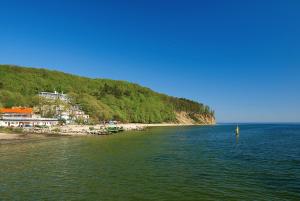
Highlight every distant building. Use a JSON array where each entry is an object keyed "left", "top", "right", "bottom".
[
  {"left": 58, "top": 107, "right": 89, "bottom": 124},
  {"left": 0, "top": 107, "right": 58, "bottom": 127},
  {"left": 37, "top": 91, "right": 89, "bottom": 124},
  {"left": 39, "top": 91, "right": 69, "bottom": 102},
  {"left": 72, "top": 110, "right": 89, "bottom": 123}
]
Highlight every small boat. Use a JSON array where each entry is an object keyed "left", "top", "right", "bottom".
[
  {"left": 106, "top": 126, "right": 119, "bottom": 133},
  {"left": 235, "top": 125, "right": 240, "bottom": 135},
  {"left": 105, "top": 123, "right": 124, "bottom": 133}
]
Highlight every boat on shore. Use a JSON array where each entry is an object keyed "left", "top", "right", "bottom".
[{"left": 105, "top": 122, "right": 124, "bottom": 133}]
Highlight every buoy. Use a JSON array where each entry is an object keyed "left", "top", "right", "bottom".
[{"left": 235, "top": 125, "right": 239, "bottom": 135}]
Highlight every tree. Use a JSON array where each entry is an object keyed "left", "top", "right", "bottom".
[{"left": 0, "top": 65, "right": 215, "bottom": 123}]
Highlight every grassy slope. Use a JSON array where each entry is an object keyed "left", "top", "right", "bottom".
[{"left": 0, "top": 65, "right": 214, "bottom": 123}]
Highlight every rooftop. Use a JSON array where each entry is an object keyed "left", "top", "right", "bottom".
[{"left": 0, "top": 107, "right": 33, "bottom": 114}]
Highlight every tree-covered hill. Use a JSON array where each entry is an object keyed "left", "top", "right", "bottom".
[{"left": 0, "top": 65, "right": 215, "bottom": 124}]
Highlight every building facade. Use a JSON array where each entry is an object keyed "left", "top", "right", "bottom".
[
  {"left": 0, "top": 107, "right": 58, "bottom": 127},
  {"left": 39, "top": 91, "right": 70, "bottom": 102}
]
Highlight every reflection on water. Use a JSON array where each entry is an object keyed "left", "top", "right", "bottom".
[
  {"left": 0, "top": 124, "right": 299, "bottom": 201},
  {"left": 235, "top": 133, "right": 239, "bottom": 144}
]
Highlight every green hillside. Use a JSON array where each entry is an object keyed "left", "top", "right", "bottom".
[{"left": 0, "top": 65, "right": 215, "bottom": 124}]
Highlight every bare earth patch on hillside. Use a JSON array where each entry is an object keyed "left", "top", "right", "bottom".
[{"left": 175, "top": 112, "right": 196, "bottom": 124}]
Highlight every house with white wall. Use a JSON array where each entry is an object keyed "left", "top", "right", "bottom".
[{"left": 0, "top": 107, "right": 58, "bottom": 127}]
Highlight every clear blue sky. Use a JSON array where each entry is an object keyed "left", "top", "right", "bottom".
[{"left": 0, "top": 0, "right": 299, "bottom": 122}]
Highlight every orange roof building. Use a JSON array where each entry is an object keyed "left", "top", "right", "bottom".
[
  {"left": 0, "top": 107, "right": 33, "bottom": 114},
  {"left": 0, "top": 107, "right": 58, "bottom": 127},
  {"left": 0, "top": 107, "right": 33, "bottom": 118}
]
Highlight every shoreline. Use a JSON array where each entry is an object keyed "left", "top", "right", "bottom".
[
  {"left": 51, "top": 123, "right": 214, "bottom": 135},
  {"left": 0, "top": 123, "right": 214, "bottom": 142}
]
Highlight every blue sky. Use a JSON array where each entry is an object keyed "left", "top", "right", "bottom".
[{"left": 0, "top": 0, "right": 299, "bottom": 122}]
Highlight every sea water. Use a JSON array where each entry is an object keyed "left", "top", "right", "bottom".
[{"left": 0, "top": 124, "right": 299, "bottom": 200}]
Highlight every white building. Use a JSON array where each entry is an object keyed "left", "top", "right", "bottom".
[
  {"left": 0, "top": 107, "right": 58, "bottom": 127},
  {"left": 0, "top": 117, "right": 59, "bottom": 127},
  {"left": 59, "top": 110, "right": 89, "bottom": 124},
  {"left": 39, "top": 91, "right": 70, "bottom": 102},
  {"left": 73, "top": 110, "right": 89, "bottom": 122}
]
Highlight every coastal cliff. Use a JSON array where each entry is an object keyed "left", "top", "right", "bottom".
[
  {"left": 176, "top": 112, "right": 216, "bottom": 125},
  {"left": 0, "top": 65, "right": 215, "bottom": 125}
]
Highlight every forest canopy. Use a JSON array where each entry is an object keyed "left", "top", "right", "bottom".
[{"left": 0, "top": 65, "right": 214, "bottom": 123}]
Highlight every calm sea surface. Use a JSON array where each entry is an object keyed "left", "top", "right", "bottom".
[{"left": 0, "top": 124, "right": 299, "bottom": 201}]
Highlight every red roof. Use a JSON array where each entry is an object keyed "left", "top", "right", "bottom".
[{"left": 0, "top": 107, "right": 33, "bottom": 114}]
